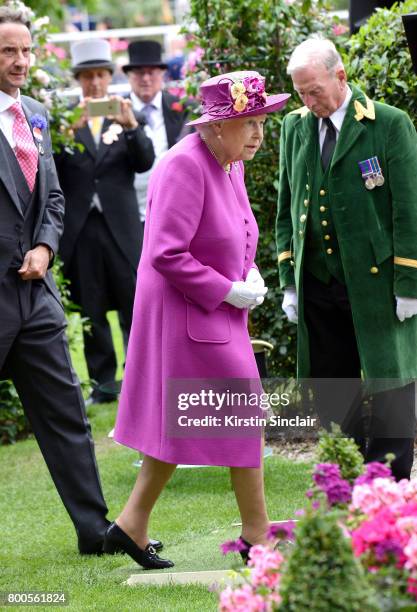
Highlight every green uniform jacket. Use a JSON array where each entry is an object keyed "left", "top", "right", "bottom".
[{"left": 276, "top": 85, "right": 417, "bottom": 380}]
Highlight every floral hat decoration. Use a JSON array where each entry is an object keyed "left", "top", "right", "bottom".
[{"left": 186, "top": 70, "right": 290, "bottom": 126}]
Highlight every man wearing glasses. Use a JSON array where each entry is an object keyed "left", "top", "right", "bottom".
[{"left": 122, "top": 40, "right": 188, "bottom": 229}]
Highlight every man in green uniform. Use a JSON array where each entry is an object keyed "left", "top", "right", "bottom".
[{"left": 276, "top": 37, "right": 417, "bottom": 480}]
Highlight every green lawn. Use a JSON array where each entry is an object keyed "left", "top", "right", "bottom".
[
  {"left": 70, "top": 311, "right": 125, "bottom": 392},
  {"left": 0, "top": 314, "right": 313, "bottom": 611}
]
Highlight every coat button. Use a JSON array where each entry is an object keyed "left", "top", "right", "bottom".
[
  {"left": 321, "top": 220, "right": 328, "bottom": 227},
  {"left": 306, "top": 184, "right": 310, "bottom": 191},
  {"left": 290, "top": 260, "right": 295, "bottom": 267},
  {"left": 299, "top": 230, "right": 304, "bottom": 237},
  {"left": 244, "top": 218, "right": 249, "bottom": 224},
  {"left": 324, "top": 234, "right": 331, "bottom": 241},
  {"left": 320, "top": 206, "right": 326, "bottom": 212},
  {"left": 246, "top": 231, "right": 251, "bottom": 237},
  {"left": 370, "top": 266, "right": 379, "bottom": 274},
  {"left": 304, "top": 199, "right": 309, "bottom": 207},
  {"left": 326, "top": 248, "right": 333, "bottom": 255},
  {"left": 300, "top": 214, "right": 306, "bottom": 222},
  {"left": 320, "top": 189, "right": 326, "bottom": 196}
]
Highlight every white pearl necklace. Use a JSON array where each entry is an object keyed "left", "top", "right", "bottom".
[{"left": 199, "top": 134, "right": 231, "bottom": 173}]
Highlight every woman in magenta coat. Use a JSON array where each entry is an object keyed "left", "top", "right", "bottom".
[{"left": 105, "top": 71, "right": 290, "bottom": 568}]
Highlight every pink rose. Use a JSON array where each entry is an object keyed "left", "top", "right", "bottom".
[
  {"left": 400, "top": 479, "right": 417, "bottom": 502},
  {"left": 242, "top": 77, "right": 265, "bottom": 95},
  {"left": 332, "top": 24, "right": 349, "bottom": 36},
  {"left": 351, "top": 484, "right": 381, "bottom": 516},
  {"left": 405, "top": 534, "right": 417, "bottom": 570},
  {"left": 373, "top": 478, "right": 405, "bottom": 506},
  {"left": 219, "top": 584, "right": 265, "bottom": 612},
  {"left": 171, "top": 101, "right": 184, "bottom": 112}
]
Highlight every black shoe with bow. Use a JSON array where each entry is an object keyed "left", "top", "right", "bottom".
[
  {"left": 78, "top": 523, "right": 163, "bottom": 555},
  {"left": 103, "top": 522, "right": 174, "bottom": 569},
  {"left": 239, "top": 537, "right": 253, "bottom": 565}
]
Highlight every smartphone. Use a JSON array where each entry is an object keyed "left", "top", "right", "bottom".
[{"left": 87, "top": 98, "right": 121, "bottom": 117}]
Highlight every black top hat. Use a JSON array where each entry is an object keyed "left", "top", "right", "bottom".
[
  {"left": 402, "top": 13, "right": 417, "bottom": 74},
  {"left": 122, "top": 40, "right": 168, "bottom": 73}
]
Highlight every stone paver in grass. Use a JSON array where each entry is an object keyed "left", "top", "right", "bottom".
[
  {"left": 110, "top": 526, "right": 241, "bottom": 588},
  {"left": 230, "top": 518, "right": 296, "bottom": 527},
  {"left": 121, "top": 519, "right": 295, "bottom": 588},
  {"left": 125, "top": 569, "right": 233, "bottom": 587}
]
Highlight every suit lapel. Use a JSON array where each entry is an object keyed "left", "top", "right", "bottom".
[
  {"left": 95, "top": 117, "right": 113, "bottom": 168},
  {"left": 331, "top": 87, "right": 367, "bottom": 169},
  {"left": 294, "top": 110, "right": 318, "bottom": 176},
  {"left": 162, "top": 93, "right": 179, "bottom": 148},
  {"left": 291, "top": 87, "right": 371, "bottom": 173},
  {"left": 21, "top": 98, "right": 45, "bottom": 206},
  {"left": 77, "top": 124, "right": 97, "bottom": 160},
  {"left": 36, "top": 146, "right": 46, "bottom": 214},
  {"left": 0, "top": 129, "right": 23, "bottom": 215}
]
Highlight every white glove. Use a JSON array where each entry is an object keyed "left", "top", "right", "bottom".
[
  {"left": 225, "top": 281, "right": 268, "bottom": 310},
  {"left": 246, "top": 267, "right": 265, "bottom": 288},
  {"left": 246, "top": 268, "right": 266, "bottom": 310},
  {"left": 396, "top": 296, "right": 417, "bottom": 322},
  {"left": 282, "top": 286, "right": 298, "bottom": 324}
]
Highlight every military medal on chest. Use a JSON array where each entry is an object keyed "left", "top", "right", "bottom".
[
  {"left": 358, "top": 156, "right": 385, "bottom": 190},
  {"left": 33, "top": 129, "right": 44, "bottom": 155}
]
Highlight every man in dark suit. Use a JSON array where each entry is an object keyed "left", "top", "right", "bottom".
[
  {"left": 122, "top": 40, "right": 187, "bottom": 226},
  {"left": 0, "top": 5, "right": 110, "bottom": 553},
  {"left": 55, "top": 39, "right": 155, "bottom": 404}
]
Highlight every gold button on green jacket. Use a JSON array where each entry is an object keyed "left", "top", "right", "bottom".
[{"left": 276, "top": 85, "right": 417, "bottom": 379}]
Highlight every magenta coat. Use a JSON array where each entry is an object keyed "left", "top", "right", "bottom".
[{"left": 114, "top": 132, "right": 262, "bottom": 467}]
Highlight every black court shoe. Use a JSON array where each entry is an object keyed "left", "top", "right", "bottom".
[
  {"left": 239, "top": 537, "right": 253, "bottom": 565},
  {"left": 103, "top": 537, "right": 163, "bottom": 555},
  {"left": 103, "top": 522, "right": 174, "bottom": 570}
]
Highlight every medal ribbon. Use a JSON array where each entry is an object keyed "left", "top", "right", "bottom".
[
  {"left": 370, "top": 156, "right": 383, "bottom": 176},
  {"left": 358, "top": 158, "right": 374, "bottom": 179}
]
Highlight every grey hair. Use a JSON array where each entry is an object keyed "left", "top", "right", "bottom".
[
  {"left": 195, "top": 121, "right": 223, "bottom": 137},
  {"left": 0, "top": 4, "right": 31, "bottom": 29},
  {"left": 287, "top": 37, "right": 343, "bottom": 75}
]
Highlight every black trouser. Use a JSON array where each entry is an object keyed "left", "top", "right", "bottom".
[
  {"left": 68, "top": 210, "right": 137, "bottom": 397},
  {"left": 0, "top": 269, "right": 109, "bottom": 545},
  {"left": 303, "top": 270, "right": 416, "bottom": 480}
]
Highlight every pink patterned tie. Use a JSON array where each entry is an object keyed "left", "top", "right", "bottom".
[{"left": 9, "top": 102, "right": 39, "bottom": 191}]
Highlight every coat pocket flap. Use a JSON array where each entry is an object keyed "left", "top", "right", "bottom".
[
  {"left": 370, "top": 229, "right": 393, "bottom": 264},
  {"left": 186, "top": 302, "right": 231, "bottom": 344}
]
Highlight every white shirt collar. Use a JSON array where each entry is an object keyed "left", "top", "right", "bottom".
[
  {"left": 0, "top": 89, "right": 21, "bottom": 113},
  {"left": 131, "top": 89, "right": 162, "bottom": 111},
  {"left": 319, "top": 86, "right": 352, "bottom": 133}
]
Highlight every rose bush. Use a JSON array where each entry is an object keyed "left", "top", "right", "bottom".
[{"left": 219, "top": 435, "right": 417, "bottom": 610}]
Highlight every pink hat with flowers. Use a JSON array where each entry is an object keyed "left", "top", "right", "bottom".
[{"left": 186, "top": 70, "right": 290, "bottom": 126}]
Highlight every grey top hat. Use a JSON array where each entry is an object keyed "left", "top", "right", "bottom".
[
  {"left": 403, "top": 13, "right": 417, "bottom": 74},
  {"left": 71, "top": 39, "right": 115, "bottom": 76}
]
